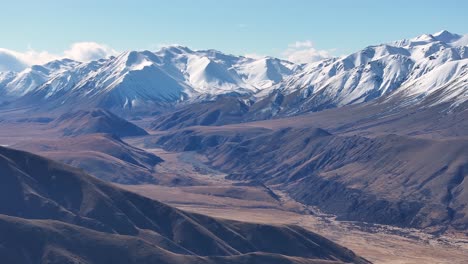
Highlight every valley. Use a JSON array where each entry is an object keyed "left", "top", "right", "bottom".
[
  {"left": 2, "top": 115, "right": 467, "bottom": 263},
  {"left": 120, "top": 144, "right": 468, "bottom": 264}
]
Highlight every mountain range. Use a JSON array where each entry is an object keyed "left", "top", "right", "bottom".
[{"left": 0, "top": 30, "right": 466, "bottom": 116}]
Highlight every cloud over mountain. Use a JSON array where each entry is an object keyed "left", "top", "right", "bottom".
[
  {"left": 0, "top": 42, "right": 118, "bottom": 72},
  {"left": 63, "top": 42, "right": 118, "bottom": 62},
  {"left": 283, "top": 40, "right": 334, "bottom": 64},
  {"left": 0, "top": 49, "right": 28, "bottom": 72}
]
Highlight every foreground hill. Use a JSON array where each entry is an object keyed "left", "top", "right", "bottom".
[{"left": 0, "top": 146, "right": 369, "bottom": 264}]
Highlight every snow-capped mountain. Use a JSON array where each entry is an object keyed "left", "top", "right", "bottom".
[
  {"left": 0, "top": 30, "right": 466, "bottom": 113},
  {"left": 0, "top": 46, "right": 297, "bottom": 111},
  {"left": 0, "top": 58, "right": 80, "bottom": 97},
  {"left": 276, "top": 30, "right": 468, "bottom": 112}
]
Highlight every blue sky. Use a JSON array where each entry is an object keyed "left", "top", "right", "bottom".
[{"left": 1, "top": 0, "right": 467, "bottom": 65}]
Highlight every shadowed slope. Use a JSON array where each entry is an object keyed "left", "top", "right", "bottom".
[
  {"left": 0, "top": 146, "right": 369, "bottom": 264},
  {"left": 150, "top": 126, "right": 468, "bottom": 230},
  {"left": 0, "top": 215, "right": 355, "bottom": 264},
  {"left": 12, "top": 133, "right": 162, "bottom": 184}
]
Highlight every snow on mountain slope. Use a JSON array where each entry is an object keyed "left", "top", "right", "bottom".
[
  {"left": 277, "top": 30, "right": 468, "bottom": 110},
  {"left": 0, "top": 59, "right": 80, "bottom": 97},
  {"left": 155, "top": 47, "right": 297, "bottom": 96},
  {"left": 0, "top": 31, "right": 466, "bottom": 113},
  {"left": 0, "top": 72, "right": 15, "bottom": 90},
  {"left": 393, "top": 30, "right": 468, "bottom": 49},
  {"left": 67, "top": 51, "right": 188, "bottom": 105},
  {"left": 1, "top": 46, "right": 297, "bottom": 110},
  {"left": 185, "top": 54, "right": 246, "bottom": 94},
  {"left": 393, "top": 58, "right": 468, "bottom": 107},
  {"left": 236, "top": 57, "right": 297, "bottom": 91}
]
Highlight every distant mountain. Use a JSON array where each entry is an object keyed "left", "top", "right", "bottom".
[
  {"left": 271, "top": 30, "right": 468, "bottom": 114},
  {"left": 0, "top": 47, "right": 297, "bottom": 112},
  {"left": 0, "top": 58, "right": 79, "bottom": 97},
  {"left": 1, "top": 31, "right": 465, "bottom": 116},
  {"left": 0, "top": 146, "right": 369, "bottom": 264},
  {"left": 148, "top": 31, "right": 468, "bottom": 129}
]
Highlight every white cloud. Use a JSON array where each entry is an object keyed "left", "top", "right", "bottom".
[
  {"left": 288, "top": 40, "right": 314, "bottom": 49},
  {"left": 63, "top": 42, "right": 118, "bottom": 62},
  {"left": 0, "top": 48, "right": 59, "bottom": 71},
  {"left": 282, "top": 40, "right": 334, "bottom": 64},
  {"left": 0, "top": 49, "right": 29, "bottom": 72},
  {"left": 0, "top": 42, "right": 118, "bottom": 72}
]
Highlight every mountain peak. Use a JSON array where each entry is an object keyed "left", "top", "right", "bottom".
[
  {"left": 432, "top": 30, "right": 462, "bottom": 43},
  {"left": 413, "top": 33, "right": 435, "bottom": 42},
  {"left": 390, "top": 31, "right": 466, "bottom": 49},
  {"left": 42, "top": 58, "right": 80, "bottom": 71},
  {"left": 157, "top": 45, "right": 194, "bottom": 55},
  {"left": 408, "top": 30, "right": 464, "bottom": 45},
  {"left": 433, "top": 29, "right": 448, "bottom": 35},
  {"left": 110, "top": 50, "right": 158, "bottom": 71}
]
